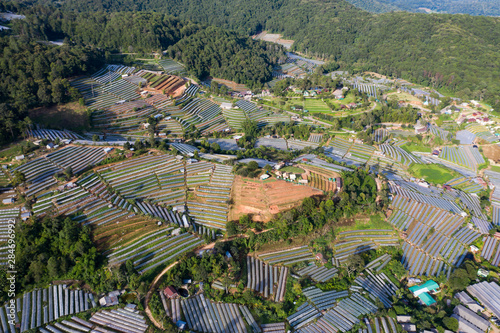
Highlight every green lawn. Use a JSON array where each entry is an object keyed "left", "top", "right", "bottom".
[
  {"left": 304, "top": 99, "right": 331, "bottom": 113},
  {"left": 280, "top": 166, "right": 305, "bottom": 174},
  {"left": 401, "top": 142, "right": 432, "bottom": 153},
  {"left": 408, "top": 163, "right": 459, "bottom": 185}
]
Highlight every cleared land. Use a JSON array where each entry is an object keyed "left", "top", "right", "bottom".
[
  {"left": 229, "top": 176, "right": 322, "bottom": 222},
  {"left": 29, "top": 102, "right": 90, "bottom": 131},
  {"left": 483, "top": 145, "right": 500, "bottom": 163}
]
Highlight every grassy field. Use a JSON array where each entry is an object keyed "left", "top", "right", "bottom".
[
  {"left": 304, "top": 99, "right": 331, "bottom": 113},
  {"left": 401, "top": 142, "right": 432, "bottom": 153},
  {"left": 408, "top": 163, "right": 459, "bottom": 184},
  {"left": 281, "top": 166, "right": 305, "bottom": 173}
]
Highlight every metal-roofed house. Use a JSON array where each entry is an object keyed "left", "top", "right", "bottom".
[{"left": 409, "top": 280, "right": 440, "bottom": 306}]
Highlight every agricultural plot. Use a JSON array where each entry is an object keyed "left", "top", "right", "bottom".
[
  {"left": 180, "top": 293, "right": 249, "bottom": 333},
  {"left": 439, "top": 146, "right": 485, "bottom": 170},
  {"left": 373, "top": 128, "right": 388, "bottom": 142},
  {"left": 333, "top": 230, "right": 399, "bottom": 265},
  {"left": 258, "top": 246, "right": 315, "bottom": 266},
  {"left": 40, "top": 306, "right": 149, "bottom": 333},
  {"left": 280, "top": 62, "right": 307, "bottom": 78},
  {"left": 346, "top": 142, "right": 376, "bottom": 164},
  {"left": 389, "top": 179, "right": 485, "bottom": 219},
  {"left": 296, "top": 265, "right": 338, "bottom": 283},
  {"left": 308, "top": 134, "right": 323, "bottom": 143},
  {"left": 485, "top": 171, "right": 500, "bottom": 221},
  {"left": 246, "top": 257, "right": 288, "bottom": 301},
  {"left": 429, "top": 124, "right": 451, "bottom": 141},
  {"left": 158, "top": 59, "right": 186, "bottom": 75},
  {"left": 14, "top": 285, "right": 96, "bottom": 332},
  {"left": 365, "top": 254, "right": 392, "bottom": 272},
  {"left": 292, "top": 294, "right": 377, "bottom": 333},
  {"left": 481, "top": 237, "right": 500, "bottom": 266},
  {"left": 235, "top": 100, "right": 290, "bottom": 128},
  {"left": 328, "top": 137, "right": 352, "bottom": 157},
  {"left": 27, "top": 128, "right": 84, "bottom": 141},
  {"left": 467, "top": 282, "right": 500, "bottom": 319},
  {"left": 108, "top": 229, "right": 202, "bottom": 274},
  {"left": 303, "top": 99, "right": 330, "bottom": 113},
  {"left": 302, "top": 287, "right": 348, "bottom": 311},
  {"left": 297, "top": 155, "right": 351, "bottom": 173},
  {"left": 390, "top": 190, "right": 485, "bottom": 275},
  {"left": 13, "top": 146, "right": 105, "bottom": 197},
  {"left": 455, "top": 130, "right": 476, "bottom": 145},
  {"left": 178, "top": 98, "right": 228, "bottom": 134},
  {"left": 207, "top": 139, "right": 240, "bottom": 151},
  {"left": 307, "top": 172, "right": 336, "bottom": 192},
  {"left": 189, "top": 164, "right": 234, "bottom": 231},
  {"left": 445, "top": 177, "right": 484, "bottom": 194},
  {"left": 0, "top": 208, "right": 19, "bottom": 266},
  {"left": 354, "top": 270, "right": 398, "bottom": 308},
  {"left": 222, "top": 106, "right": 247, "bottom": 130},
  {"left": 378, "top": 143, "right": 421, "bottom": 166},
  {"left": 92, "top": 99, "right": 159, "bottom": 133},
  {"left": 465, "top": 124, "right": 499, "bottom": 143},
  {"left": 255, "top": 138, "right": 288, "bottom": 150},
  {"left": 287, "top": 139, "right": 319, "bottom": 151}
]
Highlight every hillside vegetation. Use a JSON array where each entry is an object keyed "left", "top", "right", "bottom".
[{"left": 10, "top": 0, "right": 500, "bottom": 106}]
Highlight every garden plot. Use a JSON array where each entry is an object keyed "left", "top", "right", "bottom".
[
  {"left": 180, "top": 293, "right": 249, "bottom": 333},
  {"left": 465, "top": 124, "right": 499, "bottom": 143},
  {"left": 246, "top": 257, "right": 288, "bottom": 300},
  {"left": 27, "top": 128, "right": 84, "bottom": 141},
  {"left": 158, "top": 59, "right": 186, "bottom": 75},
  {"left": 307, "top": 172, "right": 337, "bottom": 192},
  {"left": 296, "top": 265, "right": 338, "bottom": 283},
  {"left": 302, "top": 287, "right": 348, "bottom": 310},
  {"left": 429, "top": 124, "right": 451, "bottom": 140},
  {"left": 258, "top": 246, "right": 314, "bottom": 266},
  {"left": 280, "top": 63, "right": 306, "bottom": 78},
  {"left": 332, "top": 230, "right": 399, "bottom": 265},
  {"left": 439, "top": 146, "right": 484, "bottom": 170},
  {"left": 303, "top": 99, "right": 330, "bottom": 113},
  {"left": 378, "top": 143, "right": 421, "bottom": 166},
  {"left": 15, "top": 285, "right": 96, "bottom": 332},
  {"left": 481, "top": 237, "right": 500, "bottom": 266},
  {"left": 0, "top": 208, "right": 19, "bottom": 266},
  {"left": 293, "top": 294, "right": 377, "bottom": 333},
  {"left": 346, "top": 142, "right": 376, "bottom": 164}
]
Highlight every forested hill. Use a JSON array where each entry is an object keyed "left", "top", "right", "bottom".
[{"left": 345, "top": 0, "right": 500, "bottom": 16}]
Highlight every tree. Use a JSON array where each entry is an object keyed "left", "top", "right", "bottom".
[
  {"left": 442, "top": 317, "right": 458, "bottom": 332},
  {"left": 226, "top": 221, "right": 240, "bottom": 236},
  {"left": 12, "top": 170, "right": 26, "bottom": 186},
  {"left": 241, "top": 119, "right": 259, "bottom": 139},
  {"left": 47, "top": 257, "right": 59, "bottom": 278}
]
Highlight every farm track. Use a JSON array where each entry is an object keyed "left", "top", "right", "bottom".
[{"left": 145, "top": 261, "right": 179, "bottom": 329}]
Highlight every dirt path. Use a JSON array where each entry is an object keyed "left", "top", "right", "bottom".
[{"left": 144, "top": 261, "right": 179, "bottom": 329}]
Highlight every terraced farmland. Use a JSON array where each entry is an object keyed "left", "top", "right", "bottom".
[
  {"left": 258, "top": 246, "right": 315, "bottom": 266},
  {"left": 333, "top": 230, "right": 399, "bottom": 265},
  {"left": 246, "top": 257, "right": 288, "bottom": 301},
  {"left": 439, "top": 145, "right": 485, "bottom": 170}
]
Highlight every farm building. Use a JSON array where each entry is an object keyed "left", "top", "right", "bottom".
[
  {"left": 164, "top": 286, "right": 178, "bottom": 299},
  {"left": 409, "top": 280, "right": 439, "bottom": 306}
]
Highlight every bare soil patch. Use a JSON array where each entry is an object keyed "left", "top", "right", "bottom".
[
  {"left": 482, "top": 145, "right": 500, "bottom": 163},
  {"left": 229, "top": 176, "right": 323, "bottom": 222}
]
